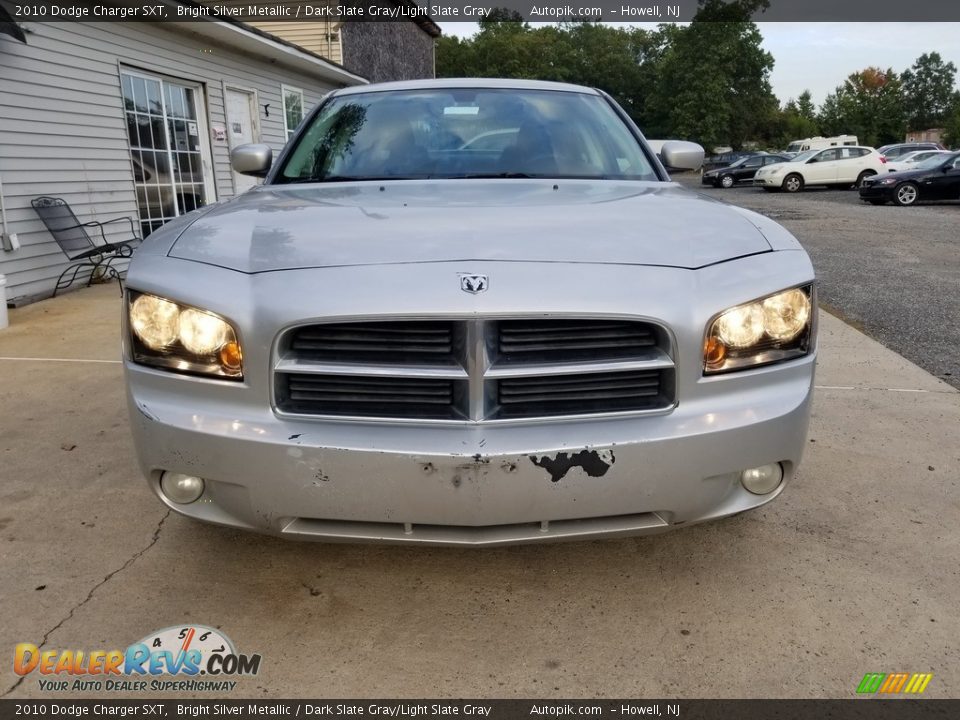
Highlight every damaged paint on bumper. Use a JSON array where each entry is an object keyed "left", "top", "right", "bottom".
[{"left": 125, "top": 352, "right": 814, "bottom": 546}]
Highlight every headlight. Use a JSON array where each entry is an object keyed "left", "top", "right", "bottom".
[
  {"left": 128, "top": 291, "right": 243, "bottom": 379},
  {"left": 704, "top": 285, "right": 814, "bottom": 374}
]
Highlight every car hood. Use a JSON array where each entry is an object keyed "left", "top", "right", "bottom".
[
  {"left": 879, "top": 167, "right": 936, "bottom": 180},
  {"left": 167, "top": 180, "right": 772, "bottom": 273}
]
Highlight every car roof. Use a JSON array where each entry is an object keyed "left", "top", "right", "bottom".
[{"left": 331, "top": 78, "right": 601, "bottom": 98}]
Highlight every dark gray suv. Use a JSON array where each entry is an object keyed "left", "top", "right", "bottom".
[{"left": 877, "top": 142, "right": 946, "bottom": 160}]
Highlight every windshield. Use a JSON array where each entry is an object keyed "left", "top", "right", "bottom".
[
  {"left": 913, "top": 153, "right": 953, "bottom": 170},
  {"left": 786, "top": 142, "right": 804, "bottom": 153},
  {"left": 275, "top": 88, "right": 658, "bottom": 182},
  {"left": 791, "top": 150, "right": 818, "bottom": 163}
]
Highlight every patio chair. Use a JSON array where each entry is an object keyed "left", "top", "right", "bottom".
[{"left": 31, "top": 196, "right": 141, "bottom": 297}]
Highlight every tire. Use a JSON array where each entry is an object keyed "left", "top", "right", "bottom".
[
  {"left": 855, "top": 170, "right": 876, "bottom": 189},
  {"left": 720, "top": 174, "right": 735, "bottom": 189},
  {"left": 783, "top": 174, "right": 804, "bottom": 193},
  {"left": 893, "top": 182, "right": 919, "bottom": 206}
]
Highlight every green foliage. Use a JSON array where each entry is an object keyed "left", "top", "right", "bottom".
[
  {"left": 901, "top": 52, "right": 957, "bottom": 130},
  {"left": 816, "top": 68, "right": 907, "bottom": 147},
  {"left": 943, "top": 93, "right": 960, "bottom": 149}
]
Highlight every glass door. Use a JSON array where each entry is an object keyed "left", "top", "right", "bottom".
[{"left": 121, "top": 70, "right": 213, "bottom": 237}]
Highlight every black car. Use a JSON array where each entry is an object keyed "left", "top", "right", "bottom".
[
  {"left": 859, "top": 151, "right": 960, "bottom": 206},
  {"left": 701, "top": 150, "right": 762, "bottom": 172},
  {"left": 702, "top": 154, "right": 791, "bottom": 188}
]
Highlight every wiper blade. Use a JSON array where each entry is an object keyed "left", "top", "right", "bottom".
[
  {"left": 451, "top": 172, "right": 534, "bottom": 179},
  {"left": 281, "top": 175, "right": 409, "bottom": 184}
]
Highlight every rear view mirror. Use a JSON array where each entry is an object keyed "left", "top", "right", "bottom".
[
  {"left": 231, "top": 144, "right": 273, "bottom": 177},
  {"left": 660, "top": 141, "right": 705, "bottom": 171}
]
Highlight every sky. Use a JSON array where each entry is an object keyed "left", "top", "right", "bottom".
[{"left": 437, "top": 22, "right": 960, "bottom": 107}]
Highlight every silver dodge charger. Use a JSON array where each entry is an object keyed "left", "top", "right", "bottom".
[{"left": 124, "top": 79, "right": 816, "bottom": 545}]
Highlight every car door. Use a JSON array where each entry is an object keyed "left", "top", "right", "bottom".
[
  {"left": 804, "top": 148, "right": 839, "bottom": 184},
  {"left": 735, "top": 156, "right": 764, "bottom": 182},
  {"left": 835, "top": 147, "right": 864, "bottom": 183},
  {"left": 922, "top": 155, "right": 960, "bottom": 200}
]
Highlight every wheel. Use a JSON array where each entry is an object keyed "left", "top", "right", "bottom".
[
  {"left": 893, "top": 182, "right": 919, "bottom": 206},
  {"left": 720, "top": 174, "right": 735, "bottom": 189},
  {"left": 783, "top": 174, "right": 804, "bottom": 193},
  {"left": 855, "top": 171, "right": 876, "bottom": 189}
]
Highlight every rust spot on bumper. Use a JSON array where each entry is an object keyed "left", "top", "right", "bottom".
[{"left": 530, "top": 449, "right": 616, "bottom": 482}]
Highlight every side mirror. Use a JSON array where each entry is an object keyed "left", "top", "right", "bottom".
[
  {"left": 660, "top": 141, "right": 705, "bottom": 171},
  {"left": 230, "top": 144, "right": 273, "bottom": 177},
  {"left": 807, "top": 158, "right": 818, "bottom": 163}
]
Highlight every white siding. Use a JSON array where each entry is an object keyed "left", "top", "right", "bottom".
[{"left": 0, "top": 22, "right": 349, "bottom": 303}]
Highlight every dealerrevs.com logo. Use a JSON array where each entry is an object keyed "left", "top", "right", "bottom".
[{"left": 14, "top": 625, "right": 261, "bottom": 692}]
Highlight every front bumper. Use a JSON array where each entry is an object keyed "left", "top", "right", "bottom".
[
  {"left": 753, "top": 176, "right": 782, "bottom": 187},
  {"left": 126, "top": 354, "right": 815, "bottom": 546},
  {"left": 858, "top": 184, "right": 895, "bottom": 201}
]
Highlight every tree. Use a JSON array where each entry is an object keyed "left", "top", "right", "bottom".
[
  {"left": 776, "top": 97, "right": 818, "bottom": 147},
  {"left": 650, "top": 3, "right": 777, "bottom": 149},
  {"left": 817, "top": 67, "right": 906, "bottom": 147},
  {"left": 943, "top": 92, "right": 960, "bottom": 149},
  {"left": 901, "top": 52, "right": 957, "bottom": 130},
  {"left": 797, "top": 90, "right": 816, "bottom": 122}
]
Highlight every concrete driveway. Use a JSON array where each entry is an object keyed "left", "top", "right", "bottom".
[{"left": 1, "top": 283, "right": 958, "bottom": 698}]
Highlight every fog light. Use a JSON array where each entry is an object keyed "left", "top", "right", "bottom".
[
  {"left": 160, "top": 472, "right": 205, "bottom": 504},
  {"left": 740, "top": 463, "right": 783, "bottom": 495}
]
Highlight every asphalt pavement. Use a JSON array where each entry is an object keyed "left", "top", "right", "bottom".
[{"left": 677, "top": 174, "right": 960, "bottom": 389}]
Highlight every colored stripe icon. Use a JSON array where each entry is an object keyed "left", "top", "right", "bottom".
[{"left": 857, "top": 673, "right": 933, "bottom": 694}]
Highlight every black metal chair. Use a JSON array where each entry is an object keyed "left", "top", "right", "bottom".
[{"left": 31, "top": 196, "right": 141, "bottom": 297}]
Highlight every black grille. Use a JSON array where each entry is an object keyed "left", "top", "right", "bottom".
[
  {"left": 279, "top": 374, "right": 464, "bottom": 420},
  {"left": 493, "top": 369, "right": 672, "bottom": 419},
  {"left": 277, "top": 318, "right": 674, "bottom": 421},
  {"left": 289, "top": 321, "right": 456, "bottom": 365},
  {"left": 497, "top": 319, "right": 658, "bottom": 363}
]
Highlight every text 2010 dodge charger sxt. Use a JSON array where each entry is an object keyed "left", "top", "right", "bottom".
[{"left": 124, "top": 79, "right": 816, "bottom": 545}]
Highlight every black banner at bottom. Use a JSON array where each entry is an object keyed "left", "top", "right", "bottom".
[{"left": 0, "top": 700, "right": 958, "bottom": 720}]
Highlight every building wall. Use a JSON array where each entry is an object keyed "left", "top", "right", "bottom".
[
  {"left": 0, "top": 22, "right": 346, "bottom": 303},
  {"left": 905, "top": 129, "right": 945, "bottom": 144},
  {"left": 340, "top": 22, "right": 435, "bottom": 84},
  {"left": 243, "top": 21, "right": 343, "bottom": 64}
]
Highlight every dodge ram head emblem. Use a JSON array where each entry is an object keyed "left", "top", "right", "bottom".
[{"left": 459, "top": 274, "right": 489, "bottom": 294}]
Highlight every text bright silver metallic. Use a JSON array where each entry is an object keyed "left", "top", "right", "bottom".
[{"left": 124, "top": 79, "right": 816, "bottom": 545}]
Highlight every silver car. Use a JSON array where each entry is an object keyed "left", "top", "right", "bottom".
[{"left": 124, "top": 79, "right": 816, "bottom": 546}]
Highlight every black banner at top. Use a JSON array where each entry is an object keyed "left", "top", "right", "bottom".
[
  {"left": 1, "top": 700, "right": 960, "bottom": 720},
  {"left": 2, "top": 0, "right": 960, "bottom": 23}
]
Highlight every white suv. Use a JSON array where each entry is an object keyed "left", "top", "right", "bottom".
[{"left": 753, "top": 146, "right": 886, "bottom": 192}]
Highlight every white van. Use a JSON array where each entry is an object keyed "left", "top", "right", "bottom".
[{"left": 786, "top": 135, "right": 859, "bottom": 154}]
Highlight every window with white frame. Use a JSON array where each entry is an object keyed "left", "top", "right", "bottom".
[{"left": 282, "top": 86, "right": 305, "bottom": 142}]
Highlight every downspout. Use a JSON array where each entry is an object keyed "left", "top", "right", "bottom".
[{"left": 0, "top": 174, "right": 21, "bottom": 252}]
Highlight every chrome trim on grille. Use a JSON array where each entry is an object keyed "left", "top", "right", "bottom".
[{"left": 273, "top": 317, "right": 677, "bottom": 423}]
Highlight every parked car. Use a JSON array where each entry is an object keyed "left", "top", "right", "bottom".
[
  {"left": 702, "top": 154, "right": 791, "bottom": 188},
  {"left": 753, "top": 146, "right": 886, "bottom": 192},
  {"left": 702, "top": 150, "right": 765, "bottom": 172},
  {"left": 884, "top": 150, "right": 952, "bottom": 173},
  {"left": 124, "top": 79, "right": 817, "bottom": 545},
  {"left": 859, "top": 151, "right": 960, "bottom": 206},
  {"left": 876, "top": 142, "right": 946, "bottom": 160}
]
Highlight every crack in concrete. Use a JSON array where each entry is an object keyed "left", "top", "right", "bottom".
[{"left": 1, "top": 510, "right": 171, "bottom": 698}]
